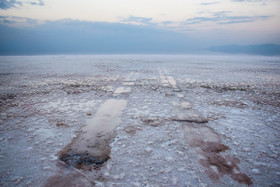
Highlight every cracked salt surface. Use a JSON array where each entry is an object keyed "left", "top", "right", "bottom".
[{"left": 0, "top": 55, "right": 280, "bottom": 186}]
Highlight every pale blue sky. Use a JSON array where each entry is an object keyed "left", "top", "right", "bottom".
[{"left": 0, "top": 0, "right": 280, "bottom": 54}]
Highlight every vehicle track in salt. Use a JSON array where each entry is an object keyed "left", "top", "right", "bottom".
[{"left": 46, "top": 63, "right": 253, "bottom": 186}]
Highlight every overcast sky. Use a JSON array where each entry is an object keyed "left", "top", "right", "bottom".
[{"left": 0, "top": 0, "right": 280, "bottom": 54}]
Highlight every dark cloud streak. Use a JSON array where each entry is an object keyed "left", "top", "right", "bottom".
[
  {"left": 0, "top": 0, "right": 22, "bottom": 9},
  {"left": 231, "top": 0, "right": 267, "bottom": 2},
  {"left": 0, "top": 0, "right": 44, "bottom": 9},
  {"left": 0, "top": 16, "right": 37, "bottom": 24},
  {"left": 120, "top": 16, "right": 155, "bottom": 25},
  {"left": 184, "top": 12, "right": 271, "bottom": 25},
  {"left": 30, "top": 0, "right": 44, "bottom": 6},
  {"left": 200, "top": 2, "right": 219, "bottom": 5}
]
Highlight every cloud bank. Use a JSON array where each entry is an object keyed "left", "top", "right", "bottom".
[
  {"left": 0, "top": 19, "right": 197, "bottom": 55},
  {"left": 0, "top": 18, "right": 279, "bottom": 55}
]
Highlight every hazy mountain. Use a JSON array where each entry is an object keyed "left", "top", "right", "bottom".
[{"left": 208, "top": 44, "right": 280, "bottom": 56}]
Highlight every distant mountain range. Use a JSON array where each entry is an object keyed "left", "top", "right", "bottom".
[{"left": 207, "top": 44, "right": 280, "bottom": 56}]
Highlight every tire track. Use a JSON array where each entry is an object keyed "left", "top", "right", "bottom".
[{"left": 44, "top": 65, "right": 143, "bottom": 186}]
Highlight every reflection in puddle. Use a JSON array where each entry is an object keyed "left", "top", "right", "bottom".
[{"left": 59, "top": 99, "right": 127, "bottom": 170}]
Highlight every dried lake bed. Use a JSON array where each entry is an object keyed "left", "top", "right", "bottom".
[{"left": 0, "top": 55, "right": 280, "bottom": 186}]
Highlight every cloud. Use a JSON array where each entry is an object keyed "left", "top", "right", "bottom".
[
  {"left": 231, "top": 0, "right": 269, "bottom": 5},
  {"left": 184, "top": 11, "right": 271, "bottom": 25},
  {"left": 231, "top": 0, "right": 267, "bottom": 2},
  {"left": 120, "top": 16, "right": 155, "bottom": 25},
  {"left": 0, "top": 0, "right": 22, "bottom": 9},
  {"left": 0, "top": 0, "right": 44, "bottom": 9},
  {"left": 0, "top": 19, "right": 197, "bottom": 55},
  {"left": 29, "top": 0, "right": 44, "bottom": 6},
  {"left": 160, "top": 21, "right": 175, "bottom": 25},
  {"left": 120, "top": 16, "right": 180, "bottom": 27},
  {"left": 0, "top": 16, "right": 16, "bottom": 24},
  {"left": 200, "top": 2, "right": 220, "bottom": 5},
  {"left": 0, "top": 16, "right": 37, "bottom": 24}
]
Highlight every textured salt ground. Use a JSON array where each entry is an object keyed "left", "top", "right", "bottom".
[{"left": 0, "top": 55, "right": 279, "bottom": 186}]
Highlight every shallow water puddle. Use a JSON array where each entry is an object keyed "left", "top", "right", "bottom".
[
  {"left": 159, "top": 75, "right": 169, "bottom": 87},
  {"left": 166, "top": 76, "right": 177, "bottom": 88},
  {"left": 159, "top": 65, "right": 181, "bottom": 92},
  {"left": 59, "top": 99, "right": 127, "bottom": 169},
  {"left": 158, "top": 66, "right": 169, "bottom": 87}
]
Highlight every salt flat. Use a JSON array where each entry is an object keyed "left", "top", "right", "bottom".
[{"left": 0, "top": 55, "right": 279, "bottom": 186}]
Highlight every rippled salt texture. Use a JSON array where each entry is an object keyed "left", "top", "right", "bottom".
[{"left": 0, "top": 55, "right": 279, "bottom": 186}]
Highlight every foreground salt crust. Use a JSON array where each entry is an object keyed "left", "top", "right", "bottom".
[{"left": 0, "top": 55, "right": 279, "bottom": 186}]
